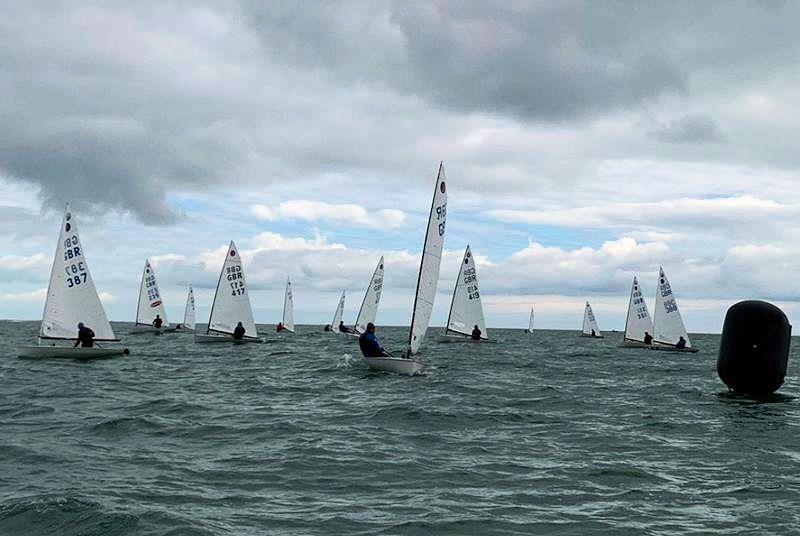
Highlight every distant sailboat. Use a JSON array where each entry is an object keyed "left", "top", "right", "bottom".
[
  {"left": 524, "top": 306, "right": 534, "bottom": 334},
  {"left": 652, "top": 267, "right": 698, "bottom": 352},
  {"left": 580, "top": 301, "right": 603, "bottom": 338},
  {"left": 619, "top": 276, "right": 653, "bottom": 347},
  {"left": 351, "top": 256, "right": 385, "bottom": 336},
  {"left": 363, "top": 162, "right": 447, "bottom": 375},
  {"left": 18, "top": 205, "right": 128, "bottom": 358},
  {"left": 440, "top": 245, "right": 488, "bottom": 342},
  {"left": 195, "top": 241, "right": 262, "bottom": 343},
  {"left": 131, "top": 259, "right": 174, "bottom": 333},
  {"left": 182, "top": 285, "right": 196, "bottom": 331},
  {"left": 280, "top": 277, "right": 295, "bottom": 333},
  {"left": 327, "top": 290, "right": 346, "bottom": 333}
]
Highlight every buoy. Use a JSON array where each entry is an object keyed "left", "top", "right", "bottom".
[{"left": 717, "top": 300, "right": 791, "bottom": 395}]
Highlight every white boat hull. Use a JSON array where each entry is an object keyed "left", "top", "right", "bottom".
[
  {"left": 18, "top": 345, "right": 129, "bottom": 359},
  {"left": 130, "top": 325, "right": 179, "bottom": 335},
  {"left": 363, "top": 356, "right": 425, "bottom": 375},
  {"left": 194, "top": 333, "right": 263, "bottom": 344},
  {"left": 437, "top": 333, "right": 485, "bottom": 343}
]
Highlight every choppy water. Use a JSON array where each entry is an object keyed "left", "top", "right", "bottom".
[{"left": 1, "top": 322, "right": 799, "bottom": 535}]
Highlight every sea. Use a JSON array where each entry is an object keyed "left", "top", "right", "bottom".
[{"left": 1, "top": 322, "right": 799, "bottom": 535}]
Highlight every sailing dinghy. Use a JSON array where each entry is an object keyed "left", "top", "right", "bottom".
[
  {"left": 279, "top": 277, "right": 295, "bottom": 333},
  {"left": 580, "top": 301, "right": 604, "bottom": 338},
  {"left": 18, "top": 205, "right": 128, "bottom": 358},
  {"left": 195, "top": 241, "right": 262, "bottom": 343},
  {"left": 345, "top": 256, "right": 385, "bottom": 338},
  {"left": 651, "top": 267, "right": 698, "bottom": 352},
  {"left": 179, "top": 285, "right": 195, "bottom": 331},
  {"left": 439, "top": 245, "right": 488, "bottom": 342},
  {"left": 363, "top": 162, "right": 447, "bottom": 375},
  {"left": 524, "top": 306, "right": 534, "bottom": 334},
  {"left": 619, "top": 276, "right": 653, "bottom": 348},
  {"left": 327, "top": 290, "right": 346, "bottom": 333},
  {"left": 131, "top": 259, "right": 175, "bottom": 334}
]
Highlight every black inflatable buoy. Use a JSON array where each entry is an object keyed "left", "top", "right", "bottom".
[{"left": 717, "top": 300, "right": 791, "bottom": 395}]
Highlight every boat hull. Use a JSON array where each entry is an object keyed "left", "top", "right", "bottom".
[
  {"left": 650, "top": 344, "right": 699, "bottom": 353},
  {"left": 18, "top": 346, "right": 129, "bottom": 359},
  {"left": 580, "top": 333, "right": 604, "bottom": 339},
  {"left": 363, "top": 356, "right": 425, "bottom": 375},
  {"left": 194, "top": 333, "right": 263, "bottom": 344},
  {"left": 437, "top": 333, "right": 486, "bottom": 343},
  {"left": 618, "top": 339, "right": 651, "bottom": 348},
  {"left": 130, "top": 325, "right": 179, "bottom": 335}
]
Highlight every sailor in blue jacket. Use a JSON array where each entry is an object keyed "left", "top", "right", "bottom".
[{"left": 359, "top": 322, "right": 390, "bottom": 357}]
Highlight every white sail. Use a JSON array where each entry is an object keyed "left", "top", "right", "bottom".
[
  {"left": 581, "top": 301, "right": 602, "bottom": 336},
  {"left": 408, "top": 162, "right": 448, "bottom": 355},
  {"left": 354, "top": 256, "right": 384, "bottom": 334},
  {"left": 183, "top": 285, "right": 196, "bottom": 330},
  {"left": 445, "top": 245, "right": 487, "bottom": 338},
  {"left": 331, "top": 291, "right": 345, "bottom": 332},
  {"left": 623, "top": 275, "right": 652, "bottom": 343},
  {"left": 527, "top": 306, "right": 534, "bottom": 333},
  {"left": 653, "top": 267, "right": 691, "bottom": 347},
  {"left": 135, "top": 259, "right": 168, "bottom": 327},
  {"left": 206, "top": 241, "right": 258, "bottom": 338},
  {"left": 39, "top": 205, "right": 116, "bottom": 341},
  {"left": 282, "top": 277, "right": 295, "bottom": 332}
]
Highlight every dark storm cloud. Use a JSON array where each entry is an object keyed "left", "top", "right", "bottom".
[{"left": 3, "top": 0, "right": 800, "bottom": 222}]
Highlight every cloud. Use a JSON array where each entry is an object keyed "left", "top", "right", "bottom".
[
  {"left": 252, "top": 200, "right": 406, "bottom": 228},
  {"left": 649, "top": 114, "right": 725, "bottom": 144}
]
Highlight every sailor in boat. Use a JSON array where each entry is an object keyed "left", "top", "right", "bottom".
[
  {"left": 73, "top": 323, "right": 95, "bottom": 348},
  {"left": 676, "top": 336, "right": 687, "bottom": 349},
  {"left": 471, "top": 324, "right": 482, "bottom": 341},
  {"left": 324, "top": 324, "right": 332, "bottom": 332},
  {"left": 338, "top": 320, "right": 353, "bottom": 334},
  {"left": 591, "top": 329, "right": 597, "bottom": 337},
  {"left": 359, "top": 323, "right": 390, "bottom": 357},
  {"left": 643, "top": 331, "right": 653, "bottom": 345},
  {"left": 276, "top": 322, "right": 285, "bottom": 332},
  {"left": 153, "top": 315, "right": 163, "bottom": 329},
  {"left": 233, "top": 321, "right": 246, "bottom": 340}
]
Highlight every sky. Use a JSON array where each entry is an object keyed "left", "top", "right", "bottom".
[{"left": 2, "top": 1, "right": 800, "bottom": 332}]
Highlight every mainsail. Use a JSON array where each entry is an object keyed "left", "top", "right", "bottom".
[
  {"left": 135, "top": 259, "right": 168, "bottom": 327},
  {"left": 623, "top": 276, "right": 652, "bottom": 343},
  {"left": 527, "top": 307, "right": 534, "bottom": 333},
  {"left": 282, "top": 277, "right": 295, "bottom": 333},
  {"left": 183, "top": 285, "right": 195, "bottom": 330},
  {"left": 407, "top": 162, "right": 448, "bottom": 355},
  {"left": 581, "top": 301, "right": 602, "bottom": 337},
  {"left": 206, "top": 241, "right": 258, "bottom": 339},
  {"left": 445, "top": 245, "right": 487, "bottom": 339},
  {"left": 653, "top": 267, "right": 691, "bottom": 348},
  {"left": 40, "top": 205, "right": 116, "bottom": 341},
  {"left": 331, "top": 291, "right": 345, "bottom": 332},
  {"left": 354, "top": 256, "right": 384, "bottom": 334}
]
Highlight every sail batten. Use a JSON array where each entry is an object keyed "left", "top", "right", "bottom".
[
  {"left": 407, "top": 162, "right": 448, "bottom": 355},
  {"left": 206, "top": 241, "right": 257, "bottom": 338},
  {"left": 39, "top": 205, "right": 116, "bottom": 341}
]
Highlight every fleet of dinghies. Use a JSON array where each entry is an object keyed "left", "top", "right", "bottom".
[{"left": 17, "top": 163, "right": 700, "bottom": 366}]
